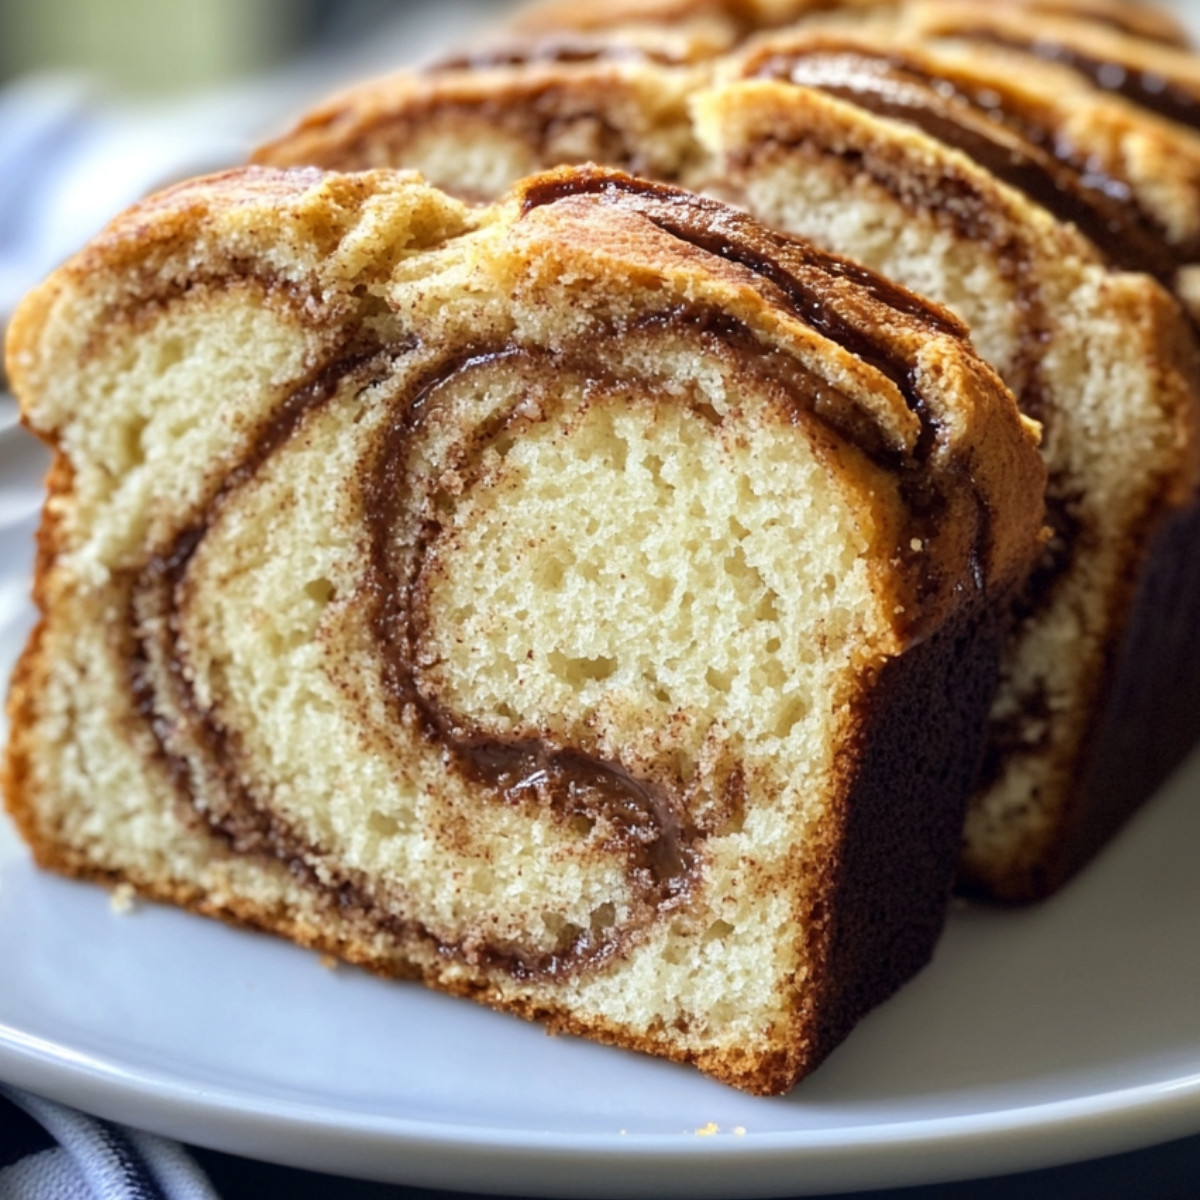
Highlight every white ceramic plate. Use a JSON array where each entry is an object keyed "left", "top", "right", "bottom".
[
  {"left": 2, "top": 409, "right": 1200, "bottom": 1200},
  {"left": 6, "top": 0, "right": 1200, "bottom": 1183}
]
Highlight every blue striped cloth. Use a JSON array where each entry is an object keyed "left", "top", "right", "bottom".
[{"left": 0, "top": 1086, "right": 219, "bottom": 1200}]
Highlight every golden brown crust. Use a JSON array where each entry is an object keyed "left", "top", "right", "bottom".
[{"left": 1, "top": 446, "right": 73, "bottom": 863}]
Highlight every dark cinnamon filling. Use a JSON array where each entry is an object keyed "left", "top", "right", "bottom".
[
  {"left": 363, "top": 348, "right": 700, "bottom": 919},
  {"left": 746, "top": 46, "right": 1185, "bottom": 282},
  {"left": 521, "top": 168, "right": 966, "bottom": 346},
  {"left": 1013, "top": 476, "right": 1086, "bottom": 627},
  {"left": 977, "top": 684, "right": 1053, "bottom": 792},
  {"left": 130, "top": 348, "right": 703, "bottom": 978},
  {"left": 519, "top": 171, "right": 955, "bottom": 459}
]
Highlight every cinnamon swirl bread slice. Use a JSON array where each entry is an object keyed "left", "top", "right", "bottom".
[
  {"left": 3, "top": 166, "right": 1044, "bottom": 1094},
  {"left": 258, "top": 50, "right": 701, "bottom": 203}
]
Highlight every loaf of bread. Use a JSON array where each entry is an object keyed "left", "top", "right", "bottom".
[
  {"left": 3, "top": 165, "right": 1044, "bottom": 1094},
  {"left": 254, "top": 8, "right": 1200, "bottom": 900}
]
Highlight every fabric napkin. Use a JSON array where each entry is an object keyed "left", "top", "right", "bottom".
[{"left": 0, "top": 1085, "right": 219, "bottom": 1200}]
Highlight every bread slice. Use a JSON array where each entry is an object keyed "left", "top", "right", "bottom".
[
  {"left": 254, "top": 27, "right": 1200, "bottom": 900},
  {"left": 259, "top": 39, "right": 704, "bottom": 201},
  {"left": 3, "top": 165, "right": 1043, "bottom": 1094}
]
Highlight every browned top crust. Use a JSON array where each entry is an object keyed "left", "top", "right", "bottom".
[{"left": 253, "top": 7, "right": 1200, "bottom": 309}]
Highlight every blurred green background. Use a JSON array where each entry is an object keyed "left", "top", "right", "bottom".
[{"left": 0, "top": 0, "right": 465, "bottom": 94}]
